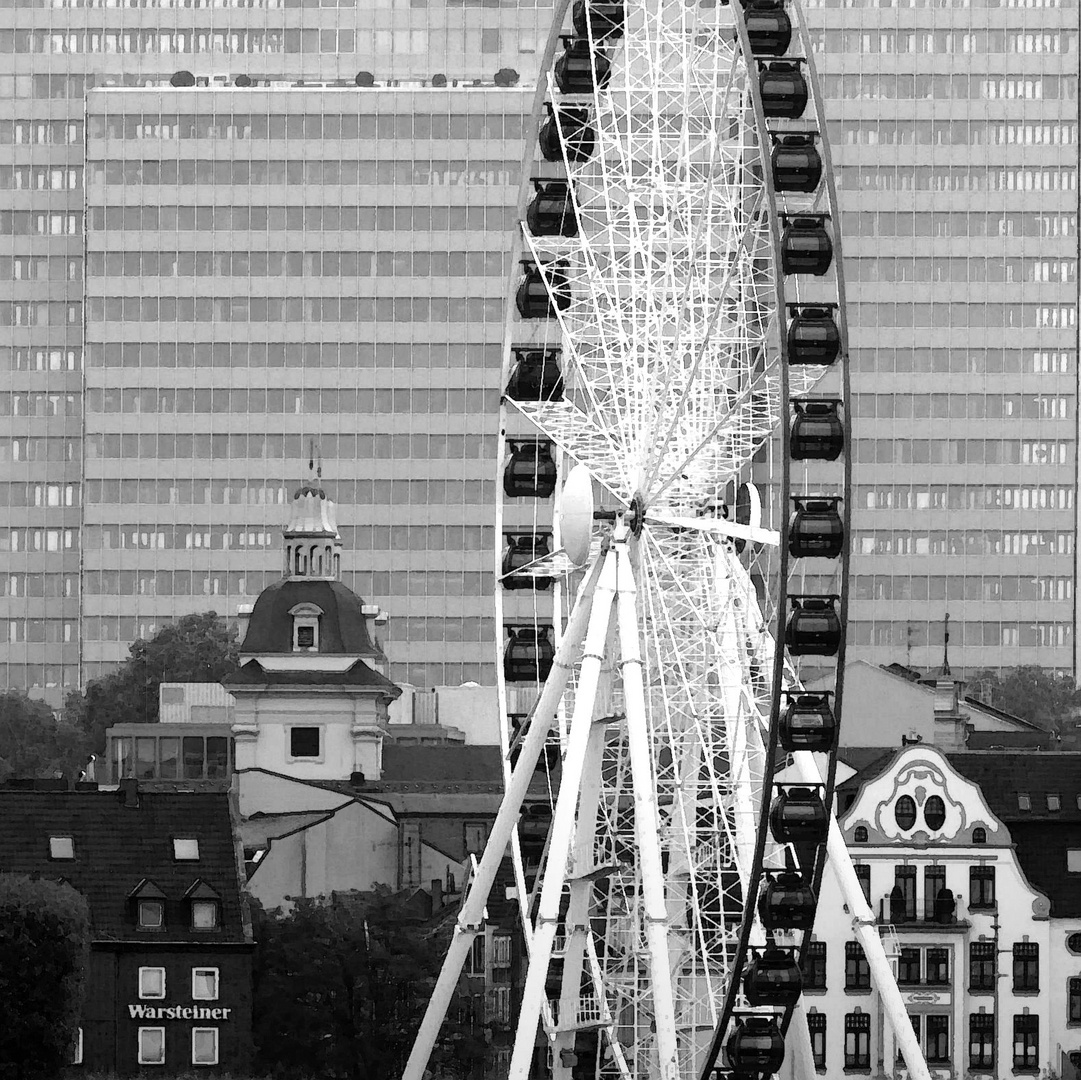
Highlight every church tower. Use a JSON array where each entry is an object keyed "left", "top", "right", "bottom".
[{"left": 226, "top": 460, "right": 400, "bottom": 782}]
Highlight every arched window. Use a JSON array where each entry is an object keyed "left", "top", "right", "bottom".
[
  {"left": 289, "top": 602, "right": 323, "bottom": 651},
  {"left": 854, "top": 825, "right": 869, "bottom": 843},
  {"left": 923, "top": 795, "right": 946, "bottom": 831},
  {"left": 894, "top": 795, "right": 917, "bottom": 831},
  {"left": 311, "top": 545, "right": 321, "bottom": 575},
  {"left": 972, "top": 826, "right": 987, "bottom": 844},
  {"left": 295, "top": 548, "right": 307, "bottom": 575}
]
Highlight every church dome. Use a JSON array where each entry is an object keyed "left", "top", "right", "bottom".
[{"left": 240, "top": 579, "right": 382, "bottom": 657}]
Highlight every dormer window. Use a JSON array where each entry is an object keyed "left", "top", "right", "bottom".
[
  {"left": 185, "top": 880, "right": 221, "bottom": 931},
  {"left": 129, "top": 878, "right": 167, "bottom": 931},
  {"left": 289, "top": 602, "right": 323, "bottom": 652}
]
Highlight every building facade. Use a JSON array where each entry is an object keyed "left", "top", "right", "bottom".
[
  {"left": 801, "top": 746, "right": 1081, "bottom": 1079},
  {"left": 0, "top": 783, "right": 254, "bottom": 1075},
  {"left": 809, "top": 0, "right": 1080, "bottom": 674}
]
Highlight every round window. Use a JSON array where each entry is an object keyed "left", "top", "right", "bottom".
[
  {"left": 894, "top": 795, "right": 917, "bottom": 831},
  {"left": 1068, "top": 933, "right": 1081, "bottom": 955},
  {"left": 923, "top": 795, "right": 946, "bottom": 831}
]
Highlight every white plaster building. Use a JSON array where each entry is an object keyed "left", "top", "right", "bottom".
[{"left": 800, "top": 745, "right": 1081, "bottom": 1080}]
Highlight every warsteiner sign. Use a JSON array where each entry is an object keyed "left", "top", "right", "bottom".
[{"left": 128, "top": 1004, "right": 232, "bottom": 1021}]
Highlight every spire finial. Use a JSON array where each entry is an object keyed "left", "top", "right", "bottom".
[{"left": 941, "top": 612, "right": 951, "bottom": 676}]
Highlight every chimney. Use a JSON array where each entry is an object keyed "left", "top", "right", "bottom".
[
  {"left": 349, "top": 770, "right": 366, "bottom": 788},
  {"left": 118, "top": 778, "right": 141, "bottom": 809},
  {"left": 431, "top": 878, "right": 443, "bottom": 912}
]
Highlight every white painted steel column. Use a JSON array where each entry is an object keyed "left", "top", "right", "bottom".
[
  {"left": 508, "top": 546, "right": 621, "bottom": 1080},
  {"left": 787, "top": 998, "right": 818, "bottom": 1080},
  {"left": 791, "top": 752, "right": 930, "bottom": 1080},
  {"left": 615, "top": 542, "right": 680, "bottom": 1080},
  {"left": 402, "top": 555, "right": 605, "bottom": 1080}
]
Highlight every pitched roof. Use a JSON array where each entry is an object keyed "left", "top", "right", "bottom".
[
  {"left": 225, "top": 658, "right": 400, "bottom": 696},
  {"left": 0, "top": 788, "right": 251, "bottom": 943}
]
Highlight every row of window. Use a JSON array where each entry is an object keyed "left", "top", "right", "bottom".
[
  {"left": 137, "top": 966, "right": 220, "bottom": 1001},
  {"left": 84, "top": 387, "right": 501, "bottom": 415},
  {"left": 809, "top": 28, "right": 1076, "bottom": 52},
  {"left": 0, "top": 302, "right": 81, "bottom": 328},
  {"left": 0, "top": 212, "right": 81, "bottom": 236},
  {"left": 0, "top": 528, "right": 76, "bottom": 553},
  {"left": 86, "top": 249, "right": 510, "bottom": 279},
  {"left": 88, "top": 159, "right": 520, "bottom": 189},
  {"left": 0, "top": 348, "right": 81, "bottom": 372},
  {"left": 112, "top": 736, "right": 231, "bottom": 781},
  {"left": 856, "top": 529, "right": 1075, "bottom": 555},
  {"left": 86, "top": 295, "right": 507, "bottom": 324},
  {"left": 850, "top": 621, "right": 1073, "bottom": 648},
  {"left": 136, "top": 1026, "right": 219, "bottom": 1067},
  {"left": 846, "top": 257, "right": 1077, "bottom": 285},
  {"left": 850, "top": 575, "right": 1074, "bottom": 602},
  {"left": 850, "top": 348, "right": 1075, "bottom": 374},
  {"left": 873, "top": 484, "right": 1079, "bottom": 511},
  {"left": 807, "top": 0, "right": 1075, "bottom": 9},
  {"left": 85, "top": 205, "right": 516, "bottom": 234},
  {"left": 852, "top": 441, "right": 1075, "bottom": 466},
  {"left": 0, "top": 574, "right": 76, "bottom": 598},
  {"left": 1, "top": 26, "right": 508, "bottom": 56},
  {"left": 838, "top": 121, "right": 1077, "bottom": 147},
  {"left": 0, "top": 483, "right": 79, "bottom": 507},
  {"left": 851, "top": 394, "right": 1072, "bottom": 420},
  {"left": 82, "top": 340, "right": 499, "bottom": 370},
  {"left": 805, "top": 1010, "right": 1040, "bottom": 1072},
  {"left": 0, "top": 166, "right": 83, "bottom": 193},
  {"left": 840, "top": 212, "right": 1077, "bottom": 239},
  {"left": 821, "top": 73, "right": 1077, "bottom": 100},
  {"left": 0, "top": 255, "right": 81, "bottom": 281},
  {"left": 838, "top": 165, "right": 1077, "bottom": 194},
  {"left": 0, "top": 394, "right": 80, "bottom": 419},
  {"left": 82, "top": 433, "right": 499, "bottom": 461},
  {"left": 846, "top": 304, "right": 1076, "bottom": 330},
  {"left": 86, "top": 111, "right": 526, "bottom": 143}
]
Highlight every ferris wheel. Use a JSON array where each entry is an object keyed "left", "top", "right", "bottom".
[{"left": 405, "top": 2, "right": 930, "bottom": 1079}]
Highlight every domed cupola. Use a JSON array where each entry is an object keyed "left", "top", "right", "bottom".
[{"left": 283, "top": 460, "right": 343, "bottom": 583}]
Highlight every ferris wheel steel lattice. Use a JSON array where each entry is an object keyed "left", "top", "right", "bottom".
[{"left": 404, "top": 2, "right": 931, "bottom": 1079}]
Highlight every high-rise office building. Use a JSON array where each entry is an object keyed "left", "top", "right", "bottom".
[
  {"left": 82, "top": 85, "right": 530, "bottom": 688},
  {"left": 806, "top": 0, "right": 1079, "bottom": 674},
  {"left": 0, "top": 0, "right": 551, "bottom": 704}
]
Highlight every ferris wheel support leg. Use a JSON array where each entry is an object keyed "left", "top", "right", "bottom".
[
  {"left": 509, "top": 546, "right": 621, "bottom": 1080},
  {"left": 615, "top": 542, "right": 680, "bottom": 1080},
  {"left": 401, "top": 554, "right": 606, "bottom": 1080},
  {"left": 790, "top": 752, "right": 931, "bottom": 1080},
  {"left": 786, "top": 998, "right": 818, "bottom": 1080}
]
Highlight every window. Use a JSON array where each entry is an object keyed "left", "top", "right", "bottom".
[
  {"left": 192, "top": 968, "right": 219, "bottom": 1001},
  {"left": 191, "top": 900, "right": 219, "bottom": 930},
  {"left": 845, "top": 942, "right": 870, "bottom": 990},
  {"left": 970, "top": 942, "right": 996, "bottom": 991},
  {"left": 492, "top": 935, "right": 512, "bottom": 969},
  {"left": 138, "top": 1027, "right": 165, "bottom": 1066},
  {"left": 898, "top": 947, "right": 921, "bottom": 984},
  {"left": 926, "top": 947, "right": 949, "bottom": 984},
  {"left": 138, "top": 900, "right": 164, "bottom": 929},
  {"left": 173, "top": 838, "right": 199, "bottom": 861},
  {"left": 970, "top": 865, "right": 996, "bottom": 908},
  {"left": 969, "top": 1013, "right": 994, "bottom": 1069},
  {"left": 71, "top": 1028, "right": 83, "bottom": 1065},
  {"left": 1069, "top": 933, "right": 1081, "bottom": 955},
  {"left": 191, "top": 1028, "right": 218, "bottom": 1066},
  {"left": 1069, "top": 977, "right": 1081, "bottom": 1023},
  {"left": 465, "top": 822, "right": 487, "bottom": 855},
  {"left": 138, "top": 967, "right": 165, "bottom": 999},
  {"left": 894, "top": 795, "right": 917, "bottom": 830},
  {"left": 1047, "top": 793, "right": 1061, "bottom": 811},
  {"left": 854, "top": 864, "right": 871, "bottom": 903},
  {"left": 972, "top": 826, "right": 987, "bottom": 844},
  {"left": 295, "top": 624, "right": 315, "bottom": 648},
  {"left": 923, "top": 795, "right": 946, "bottom": 830},
  {"left": 844, "top": 1012, "right": 871, "bottom": 1069},
  {"left": 925, "top": 1015, "right": 949, "bottom": 1063},
  {"left": 1013, "top": 943, "right": 1039, "bottom": 992},
  {"left": 807, "top": 1012, "right": 826, "bottom": 1069},
  {"left": 1018, "top": 792, "right": 1031, "bottom": 811},
  {"left": 49, "top": 836, "right": 74, "bottom": 859},
  {"left": 289, "top": 726, "right": 321, "bottom": 759},
  {"left": 892, "top": 865, "right": 917, "bottom": 920},
  {"left": 466, "top": 935, "right": 485, "bottom": 976},
  {"left": 1013, "top": 1014, "right": 1038, "bottom": 1069},
  {"left": 853, "top": 825, "right": 868, "bottom": 843},
  {"left": 899, "top": 1014, "right": 920, "bottom": 1062},
  {"left": 802, "top": 941, "right": 827, "bottom": 990},
  {"left": 1068, "top": 850, "right": 1081, "bottom": 873}
]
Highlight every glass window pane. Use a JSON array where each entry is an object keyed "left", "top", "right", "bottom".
[
  {"left": 158, "top": 738, "right": 178, "bottom": 779},
  {"left": 135, "top": 737, "right": 156, "bottom": 779},
  {"left": 183, "top": 737, "right": 205, "bottom": 779},
  {"left": 205, "top": 737, "right": 228, "bottom": 779}
]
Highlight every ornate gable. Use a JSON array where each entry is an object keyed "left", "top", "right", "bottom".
[{"left": 841, "top": 746, "right": 1010, "bottom": 846}]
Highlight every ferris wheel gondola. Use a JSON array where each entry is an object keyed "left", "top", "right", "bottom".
[{"left": 403, "top": 2, "right": 931, "bottom": 1079}]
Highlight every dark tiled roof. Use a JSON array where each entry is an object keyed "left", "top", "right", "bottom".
[
  {"left": 966, "top": 730, "right": 1057, "bottom": 750},
  {"left": 0, "top": 789, "right": 250, "bottom": 943},
  {"left": 225, "top": 658, "right": 400, "bottom": 697},
  {"left": 239, "top": 578, "right": 380, "bottom": 656}
]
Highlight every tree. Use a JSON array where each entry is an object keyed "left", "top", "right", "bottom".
[
  {"left": 251, "top": 889, "right": 489, "bottom": 1080},
  {"left": 0, "top": 693, "right": 91, "bottom": 783},
  {"left": 64, "top": 611, "right": 239, "bottom": 755},
  {"left": 493, "top": 67, "right": 520, "bottom": 87},
  {"left": 0, "top": 873, "right": 91, "bottom": 1080},
  {"left": 967, "top": 665, "right": 1081, "bottom": 733}
]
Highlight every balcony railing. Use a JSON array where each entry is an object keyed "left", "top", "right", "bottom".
[{"left": 878, "top": 892, "right": 970, "bottom": 929}]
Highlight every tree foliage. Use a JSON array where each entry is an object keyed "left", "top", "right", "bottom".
[
  {"left": 0, "top": 693, "right": 91, "bottom": 783},
  {"left": 0, "top": 873, "right": 91, "bottom": 1080},
  {"left": 967, "top": 665, "right": 1081, "bottom": 733},
  {"left": 251, "top": 889, "right": 489, "bottom": 1080},
  {"left": 64, "top": 611, "right": 239, "bottom": 755}
]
